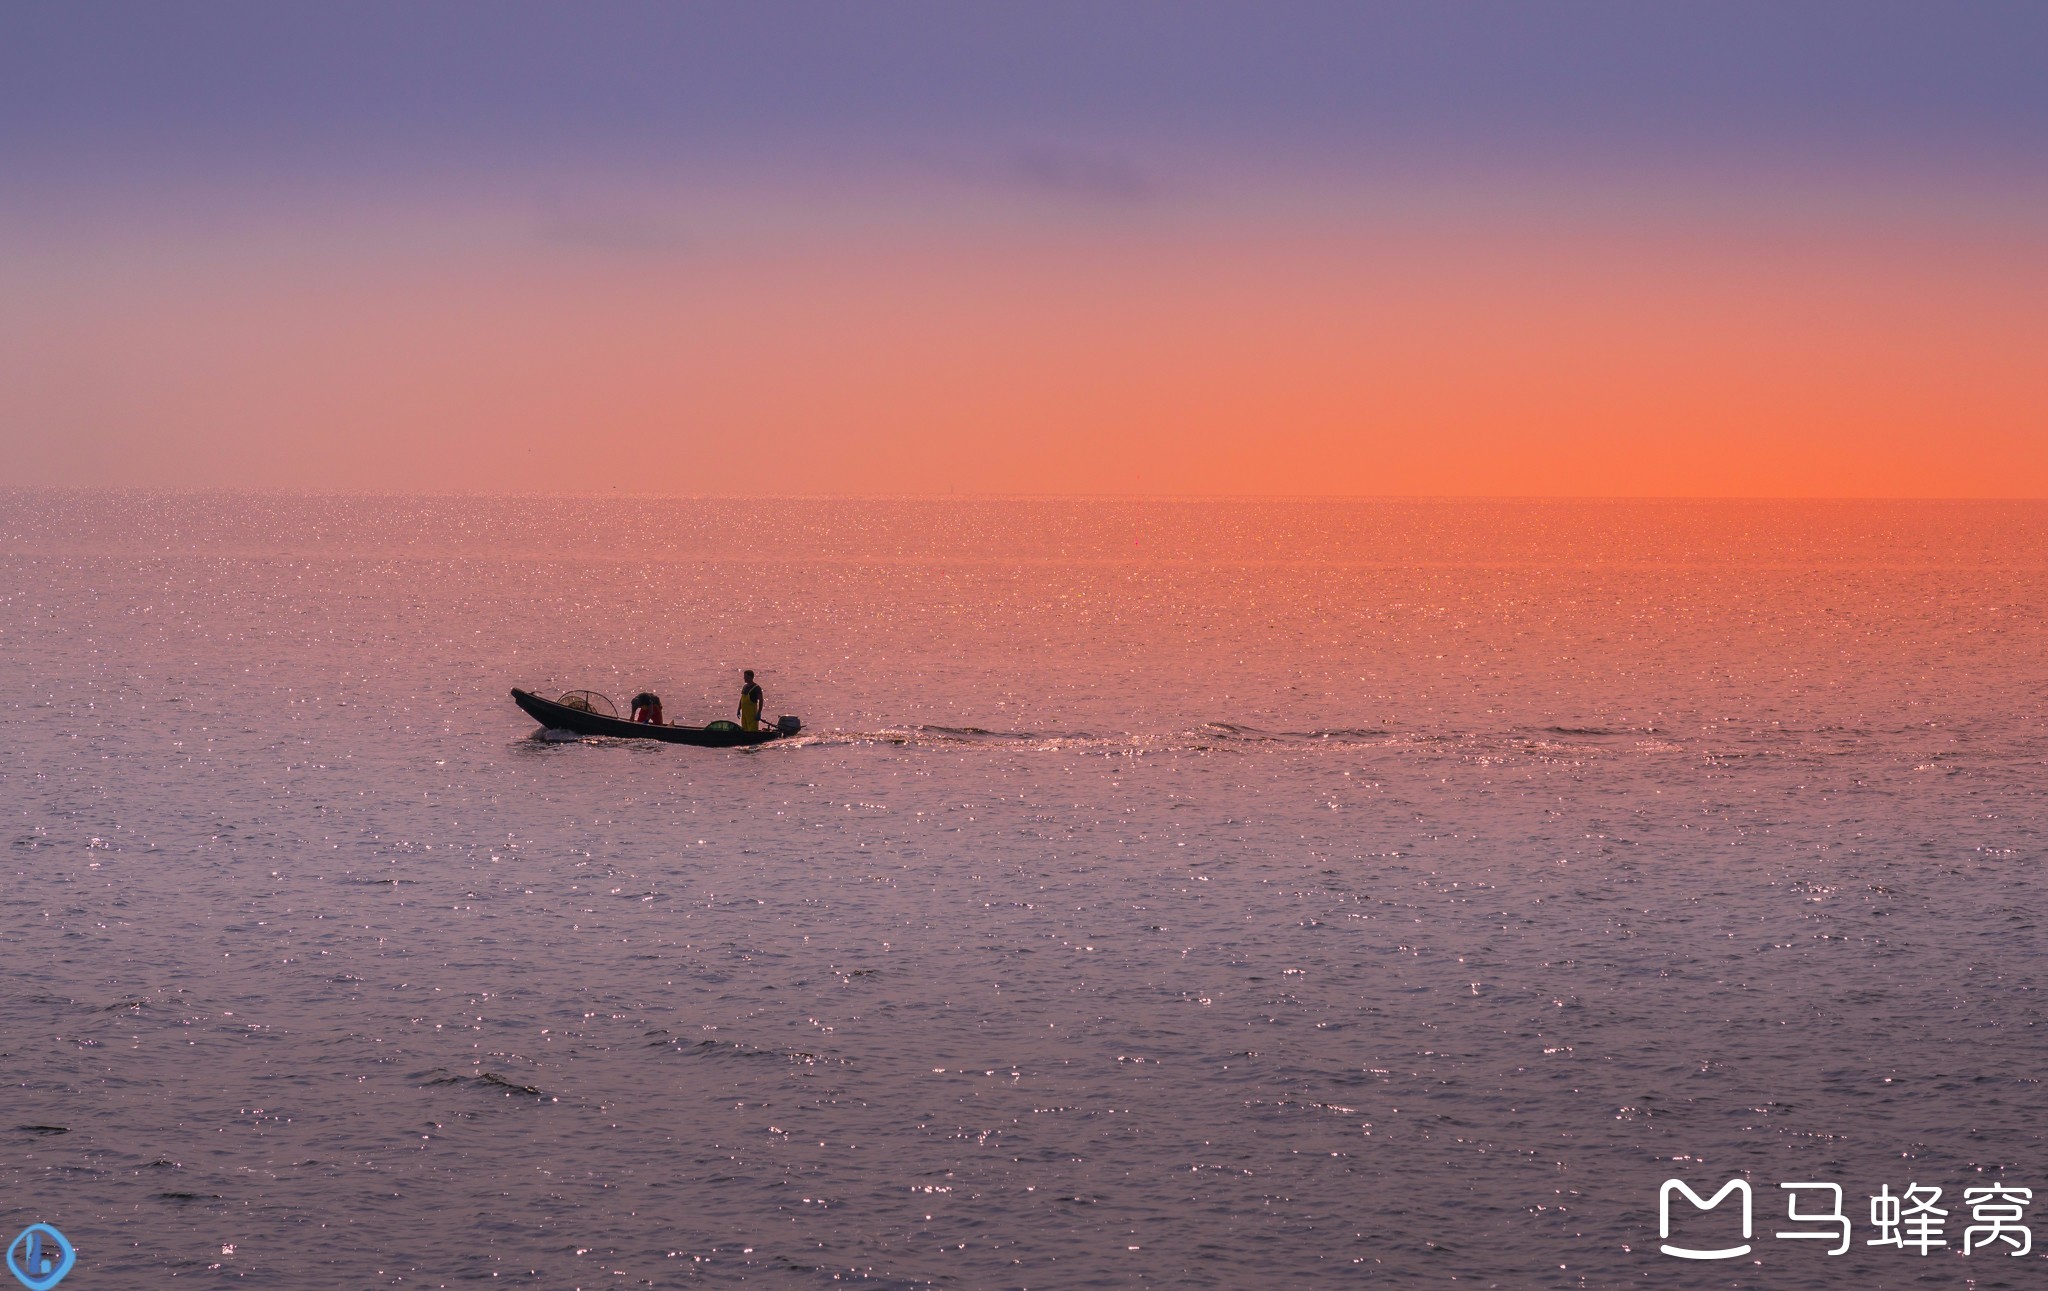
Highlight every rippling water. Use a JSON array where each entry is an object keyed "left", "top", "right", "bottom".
[{"left": 4, "top": 494, "right": 2045, "bottom": 1288}]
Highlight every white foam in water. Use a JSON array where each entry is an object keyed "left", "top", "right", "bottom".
[{"left": 2, "top": 493, "right": 2045, "bottom": 1286}]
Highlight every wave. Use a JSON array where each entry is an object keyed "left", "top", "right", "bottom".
[
  {"left": 415, "top": 1068, "right": 555, "bottom": 1099},
  {"left": 917, "top": 725, "right": 1084, "bottom": 742},
  {"left": 663, "top": 1037, "right": 850, "bottom": 1067},
  {"left": 1201, "top": 722, "right": 1393, "bottom": 743}
]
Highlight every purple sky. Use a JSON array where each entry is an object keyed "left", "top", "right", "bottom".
[{"left": 6, "top": 2, "right": 2046, "bottom": 198}]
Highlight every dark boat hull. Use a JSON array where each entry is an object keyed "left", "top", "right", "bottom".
[{"left": 511, "top": 689, "right": 790, "bottom": 747}]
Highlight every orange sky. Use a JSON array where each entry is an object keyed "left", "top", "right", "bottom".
[{"left": 7, "top": 188, "right": 2046, "bottom": 496}]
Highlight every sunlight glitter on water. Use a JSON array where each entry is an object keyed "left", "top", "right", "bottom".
[{"left": 2, "top": 494, "right": 2045, "bottom": 1287}]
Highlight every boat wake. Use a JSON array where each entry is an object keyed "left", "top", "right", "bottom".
[
  {"left": 513, "top": 720, "right": 1719, "bottom": 760},
  {"left": 790, "top": 722, "right": 1403, "bottom": 753},
  {"left": 1201, "top": 722, "right": 1393, "bottom": 742}
]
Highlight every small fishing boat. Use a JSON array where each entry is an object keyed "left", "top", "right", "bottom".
[{"left": 511, "top": 689, "right": 800, "bottom": 747}]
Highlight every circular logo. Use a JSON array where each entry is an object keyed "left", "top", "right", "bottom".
[{"left": 6, "top": 1225, "right": 75, "bottom": 1291}]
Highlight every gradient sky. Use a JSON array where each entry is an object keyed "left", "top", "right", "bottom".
[{"left": 4, "top": 2, "right": 2046, "bottom": 496}]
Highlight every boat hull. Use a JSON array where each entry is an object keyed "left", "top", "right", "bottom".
[{"left": 511, "top": 689, "right": 790, "bottom": 747}]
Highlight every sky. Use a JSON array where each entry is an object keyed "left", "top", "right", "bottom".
[{"left": 3, "top": 2, "right": 2046, "bottom": 496}]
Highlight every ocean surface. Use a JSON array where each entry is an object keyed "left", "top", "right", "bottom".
[{"left": 3, "top": 492, "right": 2046, "bottom": 1289}]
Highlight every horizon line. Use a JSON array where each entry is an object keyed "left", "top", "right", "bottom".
[{"left": 5, "top": 486, "right": 2046, "bottom": 505}]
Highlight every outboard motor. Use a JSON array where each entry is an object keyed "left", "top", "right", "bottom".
[{"left": 776, "top": 715, "right": 803, "bottom": 735}]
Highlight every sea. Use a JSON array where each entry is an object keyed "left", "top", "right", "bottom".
[{"left": 3, "top": 492, "right": 2045, "bottom": 1289}]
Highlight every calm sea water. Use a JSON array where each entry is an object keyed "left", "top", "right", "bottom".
[{"left": 4, "top": 493, "right": 2046, "bottom": 1289}]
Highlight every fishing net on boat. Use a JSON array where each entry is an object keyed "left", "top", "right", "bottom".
[{"left": 555, "top": 690, "right": 618, "bottom": 718}]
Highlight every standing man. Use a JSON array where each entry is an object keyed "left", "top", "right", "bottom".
[{"left": 738, "top": 669, "right": 764, "bottom": 732}]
